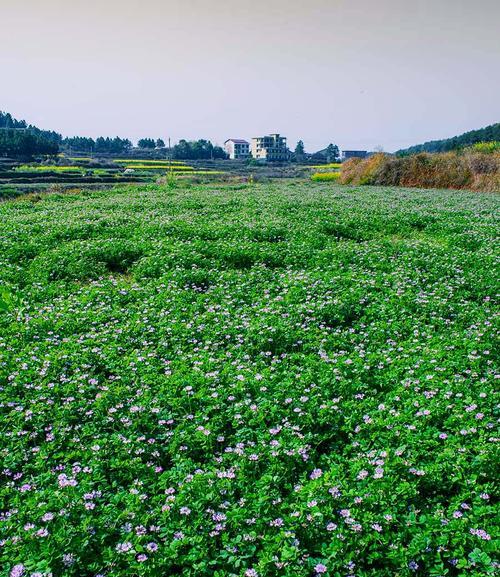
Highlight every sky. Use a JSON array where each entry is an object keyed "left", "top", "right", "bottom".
[{"left": 1, "top": 0, "right": 499, "bottom": 152}]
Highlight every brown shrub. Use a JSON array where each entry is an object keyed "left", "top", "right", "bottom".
[
  {"left": 465, "top": 151, "right": 500, "bottom": 175},
  {"left": 339, "top": 151, "right": 500, "bottom": 192},
  {"left": 340, "top": 154, "right": 387, "bottom": 185}
]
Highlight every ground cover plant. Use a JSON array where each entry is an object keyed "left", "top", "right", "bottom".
[{"left": 0, "top": 182, "right": 498, "bottom": 577}]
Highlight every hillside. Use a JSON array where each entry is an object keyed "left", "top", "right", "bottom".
[
  {"left": 0, "top": 111, "right": 61, "bottom": 157},
  {"left": 396, "top": 123, "right": 500, "bottom": 155}
]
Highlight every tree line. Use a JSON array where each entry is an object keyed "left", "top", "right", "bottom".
[
  {"left": 294, "top": 140, "right": 340, "bottom": 162},
  {"left": 0, "top": 129, "right": 60, "bottom": 157},
  {"left": 0, "top": 111, "right": 62, "bottom": 156},
  {"left": 1, "top": 110, "right": 343, "bottom": 161},
  {"left": 62, "top": 136, "right": 133, "bottom": 153},
  {"left": 171, "top": 139, "right": 226, "bottom": 160},
  {"left": 396, "top": 123, "right": 500, "bottom": 156},
  {"left": 1, "top": 112, "right": 229, "bottom": 159}
]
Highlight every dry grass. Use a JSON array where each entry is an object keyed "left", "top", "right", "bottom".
[{"left": 340, "top": 151, "right": 500, "bottom": 191}]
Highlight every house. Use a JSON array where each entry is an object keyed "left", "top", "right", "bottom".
[
  {"left": 251, "top": 134, "right": 290, "bottom": 161},
  {"left": 224, "top": 139, "right": 250, "bottom": 159},
  {"left": 341, "top": 150, "right": 368, "bottom": 160}
]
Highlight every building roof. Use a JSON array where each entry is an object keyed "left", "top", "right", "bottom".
[{"left": 224, "top": 139, "right": 249, "bottom": 144}]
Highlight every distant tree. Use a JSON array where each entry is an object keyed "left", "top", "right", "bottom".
[
  {"left": 326, "top": 144, "right": 339, "bottom": 162},
  {"left": 171, "top": 139, "right": 227, "bottom": 160},
  {"left": 295, "top": 140, "right": 305, "bottom": 155},
  {"left": 0, "top": 111, "right": 27, "bottom": 130},
  {"left": 0, "top": 111, "right": 62, "bottom": 158},
  {"left": 294, "top": 140, "right": 305, "bottom": 162},
  {"left": 138, "top": 138, "right": 156, "bottom": 149},
  {"left": 94, "top": 136, "right": 132, "bottom": 153},
  {"left": 0, "top": 111, "right": 61, "bottom": 157},
  {"left": 212, "top": 146, "right": 227, "bottom": 159},
  {"left": 156, "top": 138, "right": 165, "bottom": 148},
  {"left": 0, "top": 130, "right": 59, "bottom": 157},
  {"left": 396, "top": 123, "right": 500, "bottom": 156},
  {"left": 62, "top": 136, "right": 95, "bottom": 153}
]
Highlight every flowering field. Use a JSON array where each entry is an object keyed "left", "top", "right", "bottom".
[{"left": 0, "top": 182, "right": 498, "bottom": 577}]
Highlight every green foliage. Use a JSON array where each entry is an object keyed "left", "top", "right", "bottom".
[
  {"left": 294, "top": 140, "right": 305, "bottom": 161},
  {"left": 471, "top": 141, "right": 500, "bottom": 153},
  {"left": 0, "top": 284, "right": 21, "bottom": 313},
  {"left": 294, "top": 140, "right": 305, "bottom": 155},
  {"left": 0, "top": 286, "right": 14, "bottom": 311},
  {"left": 397, "top": 123, "right": 500, "bottom": 155},
  {"left": 0, "top": 183, "right": 498, "bottom": 577},
  {"left": 311, "top": 171, "right": 340, "bottom": 181},
  {"left": 325, "top": 143, "right": 339, "bottom": 162},
  {"left": 137, "top": 138, "right": 157, "bottom": 149},
  {"left": 166, "top": 166, "right": 178, "bottom": 188},
  {"left": 172, "top": 139, "right": 227, "bottom": 160},
  {"left": 0, "top": 130, "right": 59, "bottom": 157},
  {"left": 94, "top": 136, "right": 132, "bottom": 153},
  {"left": 0, "top": 111, "right": 61, "bottom": 157},
  {"left": 62, "top": 136, "right": 96, "bottom": 152}
]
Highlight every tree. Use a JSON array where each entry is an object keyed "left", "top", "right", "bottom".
[
  {"left": 326, "top": 144, "right": 339, "bottom": 162},
  {"left": 295, "top": 140, "right": 305, "bottom": 155},
  {"left": 62, "top": 136, "right": 95, "bottom": 152},
  {"left": 0, "top": 129, "right": 59, "bottom": 157},
  {"left": 138, "top": 138, "right": 156, "bottom": 149},
  {"left": 94, "top": 136, "right": 132, "bottom": 153},
  {"left": 156, "top": 138, "right": 165, "bottom": 148},
  {"left": 294, "top": 140, "right": 305, "bottom": 162},
  {"left": 171, "top": 139, "right": 227, "bottom": 160}
]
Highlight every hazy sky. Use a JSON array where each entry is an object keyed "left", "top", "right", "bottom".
[{"left": 2, "top": 0, "right": 499, "bottom": 151}]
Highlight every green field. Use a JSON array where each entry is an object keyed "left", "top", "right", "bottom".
[
  {"left": 0, "top": 183, "right": 498, "bottom": 576},
  {"left": 0, "top": 158, "right": 225, "bottom": 199}
]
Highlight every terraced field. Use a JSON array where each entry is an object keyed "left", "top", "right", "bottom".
[
  {"left": 0, "top": 158, "right": 223, "bottom": 199},
  {"left": 0, "top": 182, "right": 498, "bottom": 577}
]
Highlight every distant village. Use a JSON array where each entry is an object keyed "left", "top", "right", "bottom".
[
  {"left": 0, "top": 111, "right": 370, "bottom": 161},
  {"left": 224, "top": 134, "right": 367, "bottom": 162}
]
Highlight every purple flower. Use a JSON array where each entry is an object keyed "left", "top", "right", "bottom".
[
  {"left": 408, "top": 560, "right": 419, "bottom": 571},
  {"left": 470, "top": 528, "right": 491, "bottom": 540},
  {"left": 10, "top": 565, "right": 24, "bottom": 577},
  {"left": 310, "top": 468, "right": 323, "bottom": 480},
  {"left": 315, "top": 563, "right": 328, "bottom": 574},
  {"left": 116, "top": 542, "right": 133, "bottom": 553},
  {"left": 270, "top": 518, "right": 284, "bottom": 527},
  {"left": 63, "top": 553, "right": 75, "bottom": 566}
]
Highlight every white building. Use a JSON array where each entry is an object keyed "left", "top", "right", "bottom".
[
  {"left": 224, "top": 139, "right": 250, "bottom": 159},
  {"left": 251, "top": 134, "right": 290, "bottom": 161}
]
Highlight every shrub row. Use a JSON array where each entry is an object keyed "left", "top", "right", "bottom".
[{"left": 340, "top": 151, "right": 500, "bottom": 191}]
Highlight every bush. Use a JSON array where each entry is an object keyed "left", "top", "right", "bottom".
[
  {"left": 340, "top": 151, "right": 500, "bottom": 191},
  {"left": 471, "top": 141, "right": 500, "bottom": 153}
]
